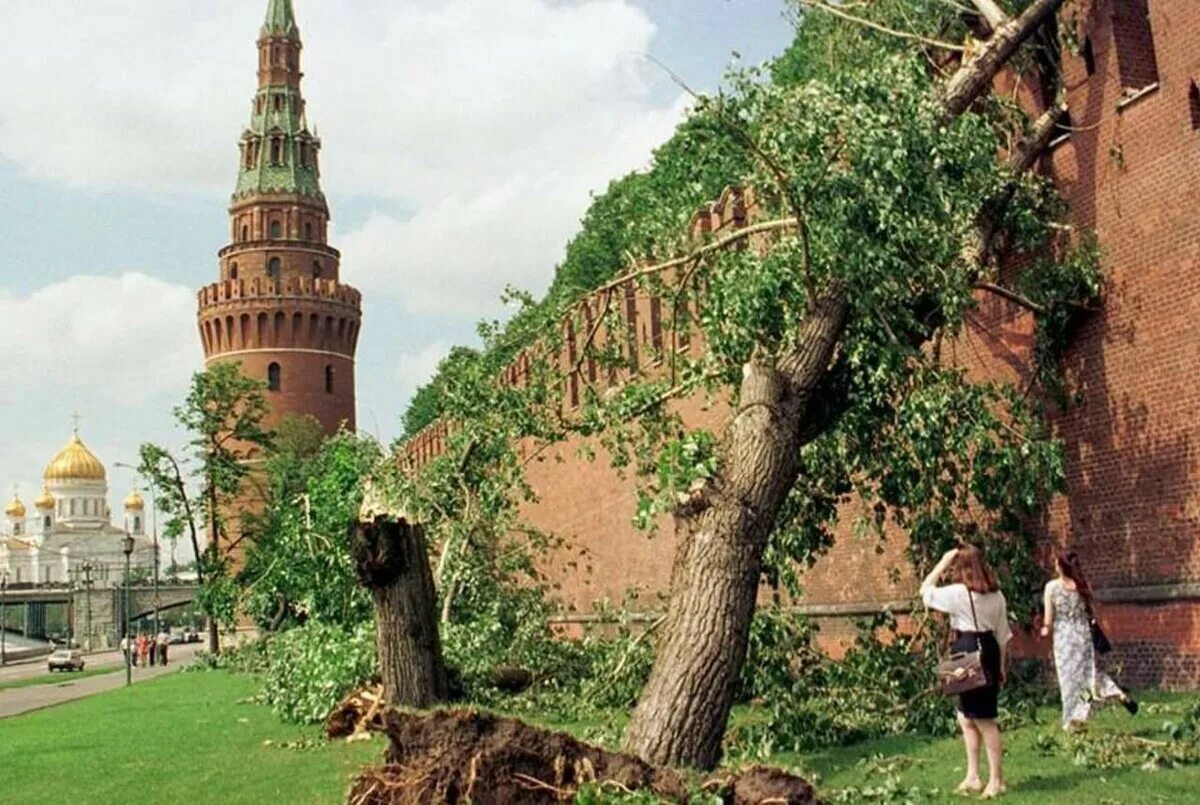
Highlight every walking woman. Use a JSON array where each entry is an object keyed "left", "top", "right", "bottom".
[
  {"left": 1040, "top": 551, "right": 1137, "bottom": 729},
  {"left": 922, "top": 545, "right": 1011, "bottom": 798}
]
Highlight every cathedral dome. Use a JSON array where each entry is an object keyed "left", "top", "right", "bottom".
[
  {"left": 5, "top": 495, "right": 25, "bottom": 518},
  {"left": 123, "top": 489, "right": 145, "bottom": 511},
  {"left": 44, "top": 433, "right": 107, "bottom": 482},
  {"left": 34, "top": 487, "right": 55, "bottom": 510}
]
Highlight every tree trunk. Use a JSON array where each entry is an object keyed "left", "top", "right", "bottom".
[
  {"left": 622, "top": 0, "right": 1066, "bottom": 770},
  {"left": 351, "top": 516, "right": 448, "bottom": 708},
  {"left": 623, "top": 290, "right": 848, "bottom": 768}
]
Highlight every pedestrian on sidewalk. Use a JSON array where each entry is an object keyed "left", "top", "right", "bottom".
[
  {"left": 136, "top": 632, "right": 149, "bottom": 668},
  {"left": 156, "top": 629, "right": 169, "bottom": 666}
]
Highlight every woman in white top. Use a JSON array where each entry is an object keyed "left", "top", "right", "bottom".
[
  {"left": 1040, "top": 550, "right": 1137, "bottom": 729},
  {"left": 921, "top": 545, "right": 1012, "bottom": 799}
]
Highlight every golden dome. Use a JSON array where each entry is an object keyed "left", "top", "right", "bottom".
[
  {"left": 123, "top": 489, "right": 145, "bottom": 511},
  {"left": 34, "top": 487, "right": 55, "bottom": 510},
  {"left": 5, "top": 496, "right": 26, "bottom": 518},
  {"left": 44, "top": 432, "right": 107, "bottom": 482}
]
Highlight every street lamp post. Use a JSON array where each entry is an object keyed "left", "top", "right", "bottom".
[{"left": 122, "top": 533, "right": 134, "bottom": 687}]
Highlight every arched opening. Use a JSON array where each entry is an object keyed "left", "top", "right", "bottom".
[
  {"left": 312, "top": 260, "right": 322, "bottom": 279},
  {"left": 241, "top": 225, "right": 249, "bottom": 242},
  {"left": 267, "top": 362, "right": 281, "bottom": 392},
  {"left": 133, "top": 516, "right": 141, "bottom": 532},
  {"left": 230, "top": 262, "right": 239, "bottom": 280},
  {"left": 305, "top": 221, "right": 314, "bottom": 240},
  {"left": 325, "top": 365, "right": 334, "bottom": 394},
  {"left": 268, "top": 257, "right": 282, "bottom": 282},
  {"left": 1190, "top": 81, "right": 1200, "bottom": 130},
  {"left": 270, "top": 220, "right": 283, "bottom": 239},
  {"left": 43, "top": 515, "right": 51, "bottom": 530}
]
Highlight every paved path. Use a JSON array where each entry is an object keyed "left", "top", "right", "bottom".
[{"left": 0, "top": 643, "right": 202, "bottom": 719}]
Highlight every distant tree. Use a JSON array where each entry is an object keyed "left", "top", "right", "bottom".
[{"left": 139, "top": 362, "right": 272, "bottom": 653}]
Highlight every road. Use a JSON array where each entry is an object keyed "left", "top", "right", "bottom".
[{"left": 0, "top": 643, "right": 203, "bottom": 719}]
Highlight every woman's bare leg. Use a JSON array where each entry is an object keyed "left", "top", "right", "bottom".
[
  {"left": 956, "top": 712, "right": 983, "bottom": 792},
  {"left": 976, "top": 718, "right": 1005, "bottom": 796}
]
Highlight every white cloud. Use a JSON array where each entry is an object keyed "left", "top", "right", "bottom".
[
  {"left": 0, "top": 273, "right": 199, "bottom": 400},
  {"left": 0, "top": 0, "right": 688, "bottom": 316}
]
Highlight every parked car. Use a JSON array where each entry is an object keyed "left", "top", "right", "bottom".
[
  {"left": 48, "top": 648, "right": 85, "bottom": 672},
  {"left": 168, "top": 630, "right": 186, "bottom": 645}
]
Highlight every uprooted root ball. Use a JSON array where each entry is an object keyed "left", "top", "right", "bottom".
[{"left": 347, "top": 708, "right": 816, "bottom": 804}]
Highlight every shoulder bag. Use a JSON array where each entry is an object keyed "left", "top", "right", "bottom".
[
  {"left": 937, "top": 589, "right": 991, "bottom": 697},
  {"left": 1083, "top": 593, "right": 1112, "bottom": 654}
]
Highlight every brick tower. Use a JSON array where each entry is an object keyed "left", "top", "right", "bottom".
[{"left": 197, "top": 0, "right": 360, "bottom": 435}]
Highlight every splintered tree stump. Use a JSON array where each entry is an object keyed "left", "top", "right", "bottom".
[
  {"left": 346, "top": 709, "right": 817, "bottom": 805},
  {"left": 351, "top": 515, "right": 448, "bottom": 708}
]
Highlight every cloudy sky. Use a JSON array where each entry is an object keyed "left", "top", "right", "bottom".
[{"left": 0, "top": 0, "right": 793, "bottom": 509}]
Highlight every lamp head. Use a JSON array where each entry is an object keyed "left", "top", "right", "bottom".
[{"left": 122, "top": 535, "right": 135, "bottom": 557}]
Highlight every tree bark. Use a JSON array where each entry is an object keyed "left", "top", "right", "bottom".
[
  {"left": 351, "top": 516, "right": 448, "bottom": 708},
  {"left": 940, "top": 0, "right": 1066, "bottom": 122},
  {"left": 623, "top": 290, "right": 848, "bottom": 768},
  {"left": 622, "top": 0, "right": 1066, "bottom": 770}
]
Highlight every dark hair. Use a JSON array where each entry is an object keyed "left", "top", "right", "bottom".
[
  {"left": 1057, "top": 551, "right": 1094, "bottom": 613},
  {"left": 953, "top": 544, "right": 1000, "bottom": 593}
]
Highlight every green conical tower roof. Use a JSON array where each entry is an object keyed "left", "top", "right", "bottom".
[{"left": 262, "top": 0, "right": 299, "bottom": 38}]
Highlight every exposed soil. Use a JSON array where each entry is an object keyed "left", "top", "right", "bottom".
[{"left": 345, "top": 706, "right": 817, "bottom": 804}]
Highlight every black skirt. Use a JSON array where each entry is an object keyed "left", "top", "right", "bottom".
[{"left": 952, "top": 631, "right": 1001, "bottom": 720}]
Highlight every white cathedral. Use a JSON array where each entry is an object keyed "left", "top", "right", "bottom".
[{"left": 2, "top": 429, "right": 157, "bottom": 587}]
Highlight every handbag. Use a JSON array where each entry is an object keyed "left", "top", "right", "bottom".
[
  {"left": 1082, "top": 591, "right": 1112, "bottom": 654},
  {"left": 937, "top": 589, "right": 991, "bottom": 697}
]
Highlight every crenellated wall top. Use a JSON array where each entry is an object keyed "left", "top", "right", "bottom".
[{"left": 197, "top": 277, "right": 362, "bottom": 310}]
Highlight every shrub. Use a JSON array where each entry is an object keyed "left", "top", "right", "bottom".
[{"left": 261, "top": 621, "right": 377, "bottom": 723}]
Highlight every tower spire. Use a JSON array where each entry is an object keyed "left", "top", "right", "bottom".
[{"left": 262, "top": 0, "right": 299, "bottom": 38}]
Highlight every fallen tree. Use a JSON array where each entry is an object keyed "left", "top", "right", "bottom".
[{"left": 622, "top": 0, "right": 1072, "bottom": 768}]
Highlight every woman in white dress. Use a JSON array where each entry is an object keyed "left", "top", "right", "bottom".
[
  {"left": 922, "top": 544, "right": 1011, "bottom": 799},
  {"left": 1040, "top": 551, "right": 1137, "bottom": 729}
]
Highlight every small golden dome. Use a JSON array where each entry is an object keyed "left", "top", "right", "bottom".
[
  {"left": 44, "top": 432, "right": 107, "bottom": 482},
  {"left": 34, "top": 487, "right": 55, "bottom": 510},
  {"left": 123, "top": 489, "right": 145, "bottom": 511},
  {"left": 5, "top": 496, "right": 26, "bottom": 518}
]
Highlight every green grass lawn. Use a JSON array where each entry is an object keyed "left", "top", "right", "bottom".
[
  {"left": 781, "top": 693, "right": 1200, "bottom": 803},
  {"left": 1, "top": 669, "right": 1197, "bottom": 804},
  {"left": 0, "top": 671, "right": 381, "bottom": 805}
]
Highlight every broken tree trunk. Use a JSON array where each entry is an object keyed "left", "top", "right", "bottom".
[
  {"left": 351, "top": 513, "right": 448, "bottom": 708},
  {"left": 621, "top": 0, "right": 1067, "bottom": 770}
]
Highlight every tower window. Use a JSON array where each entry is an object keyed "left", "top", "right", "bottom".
[
  {"left": 1113, "top": 0, "right": 1160, "bottom": 92},
  {"left": 274, "top": 95, "right": 283, "bottom": 112},
  {"left": 312, "top": 260, "right": 322, "bottom": 279},
  {"left": 305, "top": 221, "right": 314, "bottom": 240},
  {"left": 1190, "top": 81, "right": 1200, "bottom": 130},
  {"left": 268, "top": 257, "right": 282, "bottom": 282},
  {"left": 325, "top": 365, "right": 334, "bottom": 394},
  {"left": 43, "top": 515, "right": 51, "bottom": 530},
  {"left": 257, "top": 96, "right": 264, "bottom": 114},
  {"left": 230, "top": 262, "right": 239, "bottom": 280},
  {"left": 241, "top": 225, "right": 249, "bottom": 242},
  {"left": 1082, "top": 36, "right": 1096, "bottom": 76},
  {"left": 270, "top": 138, "right": 283, "bottom": 164},
  {"left": 133, "top": 516, "right": 141, "bottom": 532},
  {"left": 270, "top": 221, "right": 282, "bottom": 239},
  {"left": 268, "top": 363, "right": 282, "bottom": 392}
]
